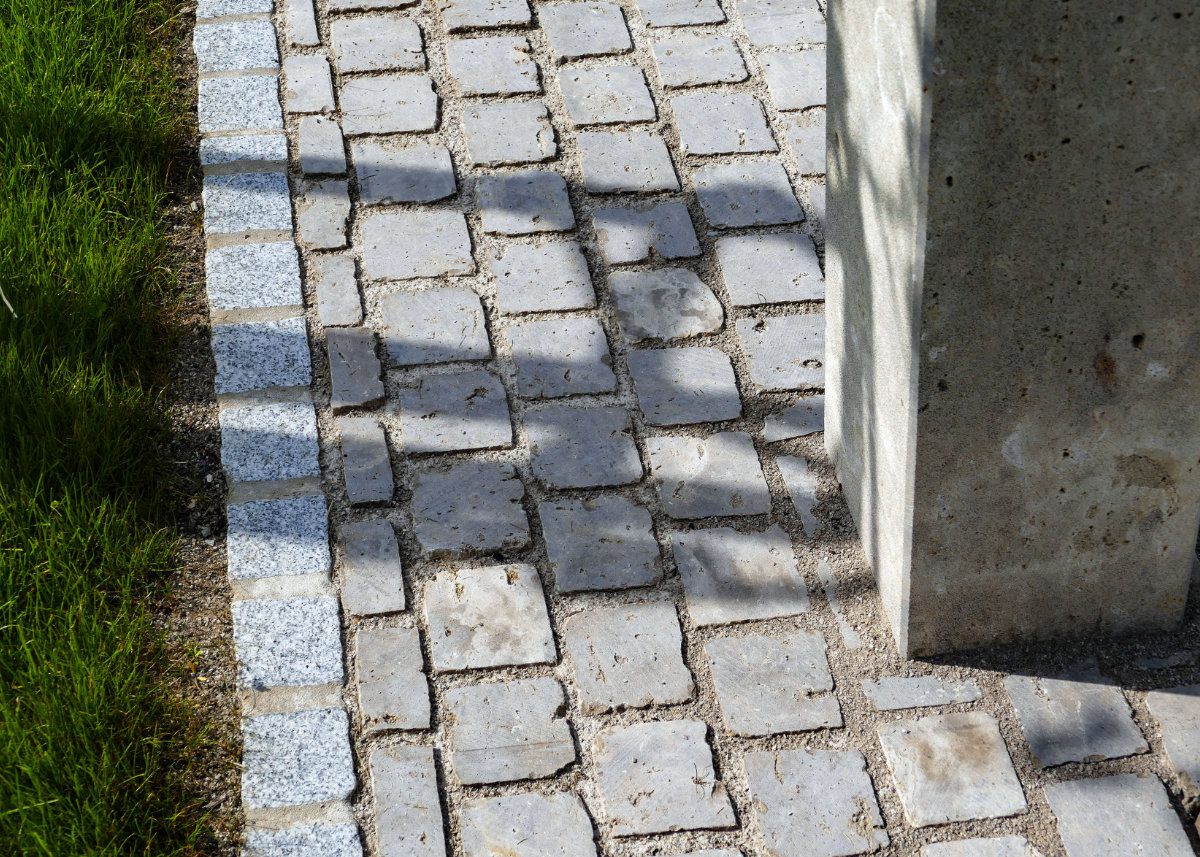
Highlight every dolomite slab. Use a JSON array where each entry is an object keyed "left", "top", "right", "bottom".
[
  {"left": 298, "top": 115, "right": 347, "bottom": 175},
  {"left": 370, "top": 745, "right": 446, "bottom": 857},
  {"left": 339, "top": 519, "right": 406, "bottom": 615},
  {"left": 462, "top": 101, "right": 557, "bottom": 166},
  {"left": 738, "top": 0, "right": 824, "bottom": 48},
  {"left": 331, "top": 15, "right": 424, "bottom": 72},
  {"left": 671, "top": 91, "right": 776, "bottom": 156},
  {"left": 761, "top": 47, "right": 826, "bottom": 111},
  {"left": 446, "top": 36, "right": 540, "bottom": 95},
  {"left": 283, "top": 54, "right": 335, "bottom": 113},
  {"left": 541, "top": 1, "right": 632, "bottom": 60},
  {"left": 338, "top": 416, "right": 393, "bottom": 505},
  {"left": 539, "top": 495, "right": 660, "bottom": 591},
  {"left": 380, "top": 286, "right": 490, "bottom": 366},
  {"left": 646, "top": 431, "right": 770, "bottom": 518},
  {"left": 352, "top": 139, "right": 456, "bottom": 204},
  {"left": 777, "top": 454, "right": 820, "bottom": 538},
  {"left": 503, "top": 315, "right": 617, "bottom": 398},
  {"left": 560, "top": 64, "right": 655, "bottom": 126},
  {"left": 487, "top": 240, "right": 595, "bottom": 314},
  {"left": 1144, "top": 684, "right": 1200, "bottom": 800},
  {"left": 459, "top": 793, "right": 597, "bottom": 857},
  {"left": 312, "top": 253, "right": 362, "bottom": 327},
  {"left": 477, "top": 170, "right": 575, "bottom": 234},
  {"left": 410, "top": 459, "right": 530, "bottom": 557},
  {"left": 693, "top": 160, "right": 803, "bottom": 227},
  {"left": 627, "top": 347, "right": 741, "bottom": 426},
  {"left": 608, "top": 268, "right": 723, "bottom": 342},
  {"left": 361, "top": 209, "right": 474, "bottom": 279},
  {"left": 651, "top": 33, "right": 746, "bottom": 88},
  {"left": 636, "top": 0, "right": 723, "bottom": 27},
  {"left": 339, "top": 74, "right": 438, "bottom": 135},
  {"left": 922, "top": 838, "right": 1043, "bottom": 857},
  {"left": 297, "top": 179, "right": 350, "bottom": 249},
  {"left": 736, "top": 313, "right": 825, "bottom": 390},
  {"left": 396, "top": 369, "right": 513, "bottom": 454},
  {"left": 764, "top": 395, "right": 825, "bottom": 440},
  {"left": 356, "top": 625, "right": 430, "bottom": 732},
  {"left": 716, "top": 232, "right": 823, "bottom": 305},
  {"left": 526, "top": 404, "right": 642, "bottom": 488},
  {"left": 863, "top": 675, "right": 983, "bottom": 711},
  {"left": 592, "top": 202, "right": 700, "bottom": 264},
  {"left": 784, "top": 111, "right": 826, "bottom": 174},
  {"left": 439, "top": 0, "right": 531, "bottom": 30},
  {"left": 1043, "top": 774, "right": 1193, "bottom": 857},
  {"left": 577, "top": 128, "right": 679, "bottom": 193},
  {"left": 327, "top": 328, "right": 384, "bottom": 412}
]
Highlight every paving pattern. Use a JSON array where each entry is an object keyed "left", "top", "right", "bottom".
[{"left": 192, "top": 0, "right": 1200, "bottom": 855}]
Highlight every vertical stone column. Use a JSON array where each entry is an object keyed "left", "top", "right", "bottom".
[{"left": 826, "top": 0, "right": 1200, "bottom": 655}]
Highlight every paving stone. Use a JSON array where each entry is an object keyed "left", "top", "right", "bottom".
[
  {"left": 716, "top": 232, "right": 823, "bottom": 305},
  {"left": 541, "top": 2, "right": 632, "bottom": 60},
  {"left": 922, "top": 838, "right": 1044, "bottom": 857},
  {"left": 488, "top": 240, "right": 595, "bottom": 313},
  {"left": 331, "top": 0, "right": 417, "bottom": 8},
  {"left": 198, "top": 75, "right": 283, "bottom": 133},
  {"left": 1044, "top": 774, "right": 1192, "bottom": 857},
  {"left": 1144, "top": 684, "right": 1200, "bottom": 800},
  {"left": 199, "top": 133, "right": 288, "bottom": 168},
  {"left": 220, "top": 399, "right": 320, "bottom": 483},
  {"left": 446, "top": 36, "right": 540, "bottom": 95},
  {"left": 197, "top": 0, "right": 271, "bottom": 17},
  {"left": 361, "top": 209, "right": 475, "bottom": 279},
  {"left": 424, "top": 564, "right": 556, "bottom": 671},
  {"left": 578, "top": 129, "right": 679, "bottom": 193},
  {"left": 608, "top": 268, "right": 723, "bottom": 342},
  {"left": 462, "top": 102, "right": 556, "bottom": 166},
  {"left": 526, "top": 404, "right": 642, "bottom": 488},
  {"left": 784, "top": 110, "right": 826, "bottom": 174},
  {"left": 445, "top": 677, "right": 575, "bottom": 784},
  {"left": 244, "top": 824, "right": 363, "bottom": 857},
  {"left": 651, "top": 33, "right": 747, "bottom": 88},
  {"left": 242, "top": 708, "right": 356, "bottom": 809},
  {"left": 370, "top": 744, "right": 446, "bottom": 857},
  {"left": 1004, "top": 660, "right": 1147, "bottom": 768},
  {"left": 477, "top": 170, "right": 574, "bottom": 234},
  {"left": 312, "top": 253, "right": 363, "bottom": 326},
  {"left": 864, "top": 675, "right": 983, "bottom": 711},
  {"left": 706, "top": 632, "right": 840, "bottom": 735},
  {"left": 340, "top": 74, "right": 439, "bottom": 135},
  {"left": 327, "top": 327, "right": 385, "bottom": 412},
  {"left": 736, "top": 313, "right": 825, "bottom": 390},
  {"left": 284, "top": 0, "right": 320, "bottom": 48},
  {"left": 203, "top": 171, "right": 292, "bottom": 234},
  {"left": 440, "top": 0, "right": 532, "bottom": 30},
  {"left": 339, "top": 519, "right": 406, "bottom": 615},
  {"left": 670, "top": 525, "right": 808, "bottom": 625},
  {"left": 627, "top": 347, "right": 740, "bottom": 426},
  {"left": 283, "top": 54, "right": 336, "bottom": 114},
  {"left": 460, "top": 792, "right": 596, "bottom": 857},
  {"left": 776, "top": 454, "right": 819, "bottom": 537},
  {"left": 503, "top": 315, "right": 617, "bottom": 398},
  {"left": 761, "top": 47, "right": 826, "bottom": 110},
  {"left": 352, "top": 139, "right": 456, "bottom": 204},
  {"left": 635, "top": 0, "right": 722, "bottom": 26},
  {"left": 560, "top": 64, "right": 656, "bottom": 126},
  {"left": 298, "top": 115, "right": 348, "bottom": 175},
  {"left": 338, "top": 415, "right": 394, "bottom": 504},
  {"left": 397, "top": 369, "right": 513, "bottom": 453},
  {"left": 764, "top": 395, "right": 824, "bottom": 440},
  {"left": 693, "top": 160, "right": 803, "bottom": 227},
  {"left": 331, "top": 15, "right": 424, "bottom": 72},
  {"left": 593, "top": 720, "right": 734, "bottom": 836},
  {"left": 232, "top": 596, "right": 343, "bottom": 689},
  {"left": 356, "top": 626, "right": 430, "bottom": 732},
  {"left": 738, "top": 0, "right": 825, "bottom": 48},
  {"left": 206, "top": 242, "right": 301, "bottom": 311},
  {"left": 681, "top": 852, "right": 743, "bottom": 857},
  {"left": 539, "top": 495, "right": 659, "bottom": 591},
  {"left": 592, "top": 201, "right": 700, "bottom": 264},
  {"left": 193, "top": 20, "right": 278, "bottom": 73},
  {"left": 647, "top": 431, "right": 770, "bottom": 518},
  {"left": 227, "top": 494, "right": 331, "bottom": 580},
  {"left": 410, "top": 460, "right": 530, "bottom": 557},
  {"left": 297, "top": 179, "right": 351, "bottom": 249},
  {"left": 380, "top": 287, "right": 490, "bottom": 365},
  {"left": 878, "top": 712, "right": 1027, "bottom": 827},
  {"left": 672, "top": 92, "right": 776, "bottom": 156},
  {"left": 744, "top": 748, "right": 888, "bottom": 857}
]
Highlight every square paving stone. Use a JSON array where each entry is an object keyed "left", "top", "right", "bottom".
[
  {"left": 219, "top": 399, "right": 320, "bottom": 483},
  {"left": 670, "top": 525, "right": 808, "bottom": 625},
  {"left": 777, "top": 454, "right": 819, "bottom": 537},
  {"left": 503, "top": 315, "right": 616, "bottom": 398},
  {"left": 592, "top": 201, "right": 700, "bottom": 264},
  {"left": 312, "top": 253, "right": 362, "bottom": 327},
  {"left": 327, "top": 328, "right": 385, "bottom": 412},
  {"left": 410, "top": 460, "right": 530, "bottom": 556},
  {"left": 671, "top": 92, "right": 776, "bottom": 156},
  {"left": 1004, "top": 659, "right": 1148, "bottom": 768},
  {"left": 242, "top": 708, "right": 355, "bottom": 809},
  {"left": 446, "top": 36, "right": 541, "bottom": 95},
  {"left": 563, "top": 601, "right": 693, "bottom": 713},
  {"left": 716, "top": 233, "right": 823, "bottom": 305},
  {"left": 736, "top": 313, "right": 825, "bottom": 390},
  {"left": 541, "top": 1, "right": 632, "bottom": 60},
  {"left": 352, "top": 139, "right": 455, "bottom": 204},
  {"left": 693, "top": 160, "right": 803, "bottom": 227},
  {"left": 440, "top": 0, "right": 531, "bottom": 30},
  {"left": 560, "top": 64, "right": 656, "bottom": 126},
  {"left": 627, "top": 347, "right": 740, "bottom": 426},
  {"left": 397, "top": 369, "right": 513, "bottom": 453},
  {"left": 380, "top": 287, "right": 490, "bottom": 365},
  {"left": 338, "top": 415, "right": 394, "bottom": 504},
  {"left": 1044, "top": 774, "right": 1193, "bottom": 857},
  {"left": 477, "top": 170, "right": 575, "bottom": 234},
  {"left": 227, "top": 494, "right": 330, "bottom": 580},
  {"left": 298, "top": 115, "right": 347, "bottom": 175},
  {"left": 863, "top": 675, "right": 983, "bottom": 711},
  {"left": 526, "top": 404, "right": 642, "bottom": 488},
  {"left": 339, "top": 74, "right": 438, "bottom": 135},
  {"left": 764, "top": 395, "right": 824, "bottom": 440},
  {"left": 194, "top": 20, "right": 279, "bottom": 73},
  {"left": 1144, "top": 684, "right": 1200, "bottom": 801},
  {"left": 635, "top": 0, "right": 722, "bottom": 26},
  {"left": 744, "top": 749, "right": 888, "bottom": 857},
  {"left": 647, "top": 431, "right": 770, "bottom": 518},
  {"left": 460, "top": 792, "right": 597, "bottom": 857},
  {"left": 922, "top": 837, "right": 1043, "bottom": 857},
  {"left": 198, "top": 75, "right": 282, "bottom": 133},
  {"left": 761, "top": 47, "right": 825, "bottom": 110},
  {"left": 608, "top": 268, "right": 723, "bottom": 342},
  {"left": 539, "top": 495, "right": 660, "bottom": 591},
  {"left": 878, "top": 712, "right": 1027, "bottom": 827},
  {"left": 424, "top": 564, "right": 556, "bottom": 670},
  {"left": 578, "top": 129, "right": 679, "bottom": 193},
  {"left": 211, "top": 316, "right": 312, "bottom": 394},
  {"left": 232, "top": 597, "right": 344, "bottom": 689},
  {"left": 706, "top": 631, "right": 840, "bottom": 735},
  {"left": 331, "top": 15, "right": 424, "bottom": 72},
  {"left": 356, "top": 625, "right": 430, "bottom": 732},
  {"left": 593, "top": 719, "right": 734, "bottom": 836},
  {"left": 652, "top": 33, "right": 746, "bottom": 88},
  {"left": 199, "top": 132, "right": 287, "bottom": 168},
  {"left": 784, "top": 110, "right": 826, "bottom": 174},
  {"left": 203, "top": 171, "right": 292, "bottom": 235},
  {"left": 339, "top": 518, "right": 406, "bottom": 615},
  {"left": 488, "top": 240, "right": 595, "bottom": 313},
  {"left": 283, "top": 54, "right": 336, "bottom": 113},
  {"left": 297, "top": 179, "right": 350, "bottom": 249},
  {"left": 370, "top": 744, "right": 447, "bottom": 857},
  {"left": 243, "top": 824, "right": 362, "bottom": 857},
  {"left": 361, "top": 210, "right": 475, "bottom": 280},
  {"left": 463, "top": 102, "right": 556, "bottom": 166},
  {"left": 445, "top": 677, "right": 575, "bottom": 783},
  {"left": 738, "top": 0, "right": 824, "bottom": 48},
  {"left": 198, "top": 0, "right": 271, "bottom": 16},
  {"left": 205, "top": 242, "right": 301, "bottom": 311}
]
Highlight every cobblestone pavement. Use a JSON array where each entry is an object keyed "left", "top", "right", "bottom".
[{"left": 193, "top": 0, "right": 1200, "bottom": 855}]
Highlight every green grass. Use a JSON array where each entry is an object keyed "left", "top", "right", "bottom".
[{"left": 0, "top": 0, "right": 205, "bottom": 853}]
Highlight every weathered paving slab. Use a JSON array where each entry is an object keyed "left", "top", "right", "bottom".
[
  {"left": 361, "top": 209, "right": 475, "bottom": 279},
  {"left": 560, "top": 64, "right": 655, "bottom": 126},
  {"left": 736, "top": 312, "right": 825, "bottom": 389},
  {"left": 338, "top": 415, "right": 394, "bottom": 504},
  {"left": 651, "top": 33, "right": 747, "bottom": 88},
  {"left": 763, "top": 395, "right": 824, "bottom": 440},
  {"left": 283, "top": 54, "right": 335, "bottom": 114},
  {"left": 627, "top": 347, "right": 741, "bottom": 426},
  {"left": 526, "top": 404, "right": 642, "bottom": 488},
  {"left": 339, "top": 519, "right": 406, "bottom": 615},
  {"left": 863, "top": 675, "right": 983, "bottom": 711},
  {"left": 330, "top": 15, "right": 424, "bottom": 73},
  {"left": 410, "top": 459, "right": 530, "bottom": 556},
  {"left": 327, "top": 328, "right": 385, "bottom": 412},
  {"left": 1143, "top": 684, "right": 1200, "bottom": 800},
  {"left": 539, "top": 494, "right": 660, "bottom": 591},
  {"left": 636, "top": 0, "right": 723, "bottom": 27},
  {"left": 487, "top": 240, "right": 595, "bottom": 313},
  {"left": 440, "top": 0, "right": 531, "bottom": 31},
  {"left": 370, "top": 744, "right": 447, "bottom": 857},
  {"left": 760, "top": 47, "right": 825, "bottom": 110},
  {"left": 737, "top": 0, "right": 824, "bottom": 47},
  {"left": 459, "top": 792, "right": 597, "bottom": 857},
  {"left": 352, "top": 139, "right": 456, "bottom": 204},
  {"left": 242, "top": 708, "right": 356, "bottom": 809},
  {"left": 922, "top": 837, "right": 1044, "bottom": 857},
  {"left": 577, "top": 128, "right": 679, "bottom": 193},
  {"left": 693, "top": 160, "right": 804, "bottom": 227},
  {"left": 446, "top": 35, "right": 541, "bottom": 96},
  {"left": 298, "top": 115, "right": 347, "bottom": 175},
  {"left": 592, "top": 201, "right": 700, "bottom": 264},
  {"left": 646, "top": 431, "right": 770, "bottom": 518},
  {"left": 380, "top": 286, "right": 490, "bottom": 365},
  {"left": 541, "top": 1, "right": 632, "bottom": 60},
  {"left": 671, "top": 91, "right": 776, "bottom": 156},
  {"left": 1044, "top": 774, "right": 1193, "bottom": 857},
  {"left": 296, "top": 179, "right": 350, "bottom": 249},
  {"left": 462, "top": 102, "right": 557, "bottom": 166},
  {"left": 478, "top": 170, "right": 575, "bottom": 234},
  {"left": 356, "top": 625, "right": 430, "bottom": 732},
  {"left": 396, "top": 369, "right": 513, "bottom": 454},
  {"left": 503, "top": 315, "right": 617, "bottom": 398},
  {"left": 716, "top": 232, "right": 823, "bottom": 305},
  {"left": 339, "top": 74, "right": 438, "bottom": 135},
  {"left": 608, "top": 268, "right": 723, "bottom": 342},
  {"left": 312, "top": 253, "right": 362, "bottom": 326},
  {"left": 776, "top": 454, "right": 819, "bottom": 537}
]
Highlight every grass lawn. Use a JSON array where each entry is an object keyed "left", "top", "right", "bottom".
[{"left": 0, "top": 0, "right": 207, "bottom": 853}]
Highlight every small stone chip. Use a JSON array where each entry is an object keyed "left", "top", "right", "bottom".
[
  {"left": 1044, "top": 774, "right": 1193, "bottom": 857},
  {"left": 693, "top": 160, "right": 803, "bottom": 228},
  {"left": 446, "top": 35, "right": 541, "bottom": 96},
  {"left": 439, "top": 0, "right": 531, "bottom": 30},
  {"left": 652, "top": 33, "right": 747, "bottom": 88},
  {"left": 283, "top": 54, "right": 335, "bottom": 114},
  {"left": 488, "top": 240, "right": 595, "bottom": 314},
  {"left": 863, "top": 675, "right": 983, "bottom": 711},
  {"left": 477, "top": 170, "right": 575, "bottom": 234},
  {"left": 627, "top": 347, "right": 741, "bottom": 426},
  {"left": 397, "top": 369, "right": 513, "bottom": 454},
  {"left": 1144, "top": 684, "right": 1200, "bottom": 801},
  {"left": 647, "top": 431, "right": 770, "bottom": 519},
  {"left": 526, "top": 404, "right": 642, "bottom": 488},
  {"left": 539, "top": 495, "right": 660, "bottom": 591},
  {"left": 635, "top": 0, "right": 723, "bottom": 26},
  {"left": 339, "top": 519, "right": 405, "bottom": 616},
  {"left": 578, "top": 129, "right": 679, "bottom": 193},
  {"left": 764, "top": 396, "right": 825, "bottom": 440},
  {"left": 370, "top": 744, "right": 447, "bottom": 857},
  {"left": 331, "top": 15, "right": 424, "bottom": 73},
  {"left": 232, "top": 597, "right": 344, "bottom": 689},
  {"left": 503, "top": 315, "right": 617, "bottom": 398},
  {"left": 541, "top": 1, "right": 632, "bottom": 60},
  {"left": 716, "top": 233, "right": 823, "bottom": 305},
  {"left": 327, "top": 328, "right": 384, "bottom": 412},
  {"left": 459, "top": 793, "right": 597, "bottom": 857},
  {"left": 338, "top": 416, "right": 393, "bottom": 505},
  {"left": 211, "top": 316, "right": 311, "bottom": 395},
  {"left": 462, "top": 102, "right": 557, "bottom": 166},
  {"left": 410, "top": 460, "right": 530, "bottom": 557},
  {"left": 220, "top": 399, "right": 320, "bottom": 483},
  {"left": 761, "top": 47, "right": 826, "bottom": 110},
  {"left": 242, "top": 708, "right": 355, "bottom": 809},
  {"left": 356, "top": 626, "right": 429, "bottom": 732},
  {"left": 608, "top": 268, "right": 723, "bottom": 342},
  {"left": 381, "top": 287, "right": 490, "bottom": 366},
  {"left": 243, "top": 824, "right": 362, "bottom": 857},
  {"left": 297, "top": 179, "right": 351, "bottom": 250},
  {"left": 312, "top": 253, "right": 362, "bottom": 327},
  {"left": 360, "top": 209, "right": 475, "bottom": 280},
  {"left": 671, "top": 91, "right": 776, "bottom": 156},
  {"left": 227, "top": 494, "right": 330, "bottom": 580},
  {"left": 922, "top": 837, "right": 1044, "bottom": 857},
  {"left": 298, "top": 115, "right": 347, "bottom": 175},
  {"left": 352, "top": 139, "right": 456, "bottom": 204},
  {"left": 340, "top": 74, "right": 438, "bottom": 135},
  {"left": 559, "top": 64, "right": 656, "bottom": 126},
  {"left": 736, "top": 313, "right": 825, "bottom": 390}
]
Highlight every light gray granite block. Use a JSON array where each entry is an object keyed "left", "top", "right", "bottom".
[
  {"left": 199, "top": 133, "right": 288, "bottom": 168},
  {"left": 219, "top": 399, "right": 320, "bottom": 483},
  {"left": 197, "top": 0, "right": 271, "bottom": 17},
  {"left": 198, "top": 75, "right": 283, "bottom": 133},
  {"left": 205, "top": 242, "right": 301, "bottom": 311},
  {"left": 227, "top": 494, "right": 331, "bottom": 580},
  {"left": 193, "top": 20, "right": 279, "bottom": 74},
  {"left": 202, "top": 171, "right": 292, "bottom": 235},
  {"left": 243, "top": 824, "right": 362, "bottom": 857},
  {"left": 211, "top": 316, "right": 312, "bottom": 394},
  {"left": 232, "top": 596, "right": 344, "bottom": 689},
  {"left": 242, "top": 708, "right": 356, "bottom": 809}
]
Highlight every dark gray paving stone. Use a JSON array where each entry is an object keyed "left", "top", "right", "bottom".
[
  {"left": 526, "top": 404, "right": 642, "bottom": 488},
  {"left": 397, "top": 369, "right": 512, "bottom": 453},
  {"left": 763, "top": 395, "right": 824, "bottom": 440},
  {"left": 339, "top": 416, "right": 394, "bottom": 504},
  {"left": 647, "top": 431, "right": 770, "bottom": 519},
  {"left": 205, "top": 242, "right": 301, "bottom": 311},
  {"left": 340, "top": 74, "right": 438, "bottom": 135},
  {"left": 592, "top": 201, "right": 700, "bottom": 264},
  {"left": 369, "top": 744, "right": 446, "bottom": 857},
  {"left": 671, "top": 91, "right": 776, "bottom": 156},
  {"left": 1144, "top": 684, "right": 1200, "bottom": 801},
  {"left": 220, "top": 399, "right": 320, "bottom": 483},
  {"left": 331, "top": 15, "right": 424, "bottom": 72},
  {"left": 761, "top": 47, "right": 825, "bottom": 110},
  {"left": 356, "top": 625, "right": 429, "bottom": 732},
  {"left": 446, "top": 35, "right": 541, "bottom": 95},
  {"left": 439, "top": 0, "right": 531, "bottom": 30},
  {"left": 541, "top": 1, "right": 632, "bottom": 60},
  {"left": 560, "top": 64, "right": 656, "bottom": 126},
  {"left": 627, "top": 347, "right": 740, "bottom": 426},
  {"left": 776, "top": 454, "right": 819, "bottom": 538},
  {"left": 198, "top": 75, "right": 282, "bottom": 134},
  {"left": 1045, "top": 775, "right": 1194, "bottom": 857},
  {"left": 194, "top": 19, "right": 279, "bottom": 73},
  {"left": 608, "top": 268, "right": 723, "bottom": 342},
  {"left": 203, "top": 171, "right": 292, "bottom": 235},
  {"left": 410, "top": 460, "right": 530, "bottom": 557},
  {"left": 462, "top": 101, "right": 556, "bottom": 166},
  {"left": 478, "top": 170, "right": 575, "bottom": 234},
  {"left": 381, "top": 286, "right": 490, "bottom": 365},
  {"left": 312, "top": 253, "right": 363, "bottom": 327},
  {"left": 459, "top": 792, "right": 597, "bottom": 857},
  {"left": 283, "top": 54, "right": 336, "bottom": 114},
  {"left": 922, "top": 837, "right": 1043, "bottom": 857},
  {"left": 352, "top": 139, "right": 456, "bottom": 204},
  {"left": 737, "top": 0, "right": 824, "bottom": 48},
  {"left": 693, "top": 160, "right": 803, "bottom": 227},
  {"left": 232, "top": 596, "right": 344, "bottom": 689},
  {"left": 736, "top": 312, "right": 825, "bottom": 390},
  {"left": 578, "top": 129, "right": 679, "bottom": 193},
  {"left": 227, "top": 494, "right": 330, "bottom": 581},
  {"left": 298, "top": 115, "right": 347, "bottom": 175},
  {"left": 243, "top": 824, "right": 362, "bottom": 857},
  {"left": 242, "top": 708, "right": 355, "bottom": 809},
  {"left": 297, "top": 179, "right": 350, "bottom": 249},
  {"left": 539, "top": 495, "right": 660, "bottom": 591},
  {"left": 651, "top": 33, "right": 746, "bottom": 88},
  {"left": 863, "top": 675, "right": 983, "bottom": 711},
  {"left": 635, "top": 0, "right": 722, "bottom": 26},
  {"left": 339, "top": 519, "right": 405, "bottom": 616},
  {"left": 327, "top": 328, "right": 384, "bottom": 412},
  {"left": 211, "top": 316, "right": 312, "bottom": 394},
  {"left": 784, "top": 110, "right": 826, "bottom": 174},
  {"left": 360, "top": 210, "right": 475, "bottom": 280},
  {"left": 488, "top": 240, "right": 595, "bottom": 313},
  {"left": 716, "top": 233, "right": 823, "bottom": 305},
  {"left": 504, "top": 315, "right": 617, "bottom": 398}
]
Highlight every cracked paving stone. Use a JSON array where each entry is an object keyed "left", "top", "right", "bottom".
[
  {"left": 593, "top": 719, "right": 734, "bottom": 836},
  {"left": 922, "top": 838, "right": 1044, "bottom": 857},
  {"left": 227, "top": 494, "right": 330, "bottom": 580},
  {"left": 635, "top": 0, "right": 722, "bottom": 26},
  {"left": 361, "top": 209, "right": 474, "bottom": 279},
  {"left": 736, "top": 312, "right": 825, "bottom": 390},
  {"left": 331, "top": 15, "right": 424, "bottom": 72},
  {"left": 670, "top": 525, "right": 808, "bottom": 625},
  {"left": 459, "top": 792, "right": 597, "bottom": 857},
  {"left": 878, "top": 712, "right": 1027, "bottom": 827},
  {"left": 380, "top": 286, "right": 490, "bottom": 365},
  {"left": 312, "top": 253, "right": 362, "bottom": 327},
  {"left": 609, "top": 268, "right": 723, "bottom": 342},
  {"left": 761, "top": 47, "right": 826, "bottom": 111},
  {"left": 424, "top": 564, "right": 556, "bottom": 671},
  {"left": 578, "top": 128, "right": 679, "bottom": 193},
  {"left": 462, "top": 101, "right": 556, "bottom": 166},
  {"left": 1144, "top": 684, "right": 1200, "bottom": 801},
  {"left": 738, "top": 0, "right": 825, "bottom": 48},
  {"left": 439, "top": 0, "right": 531, "bottom": 30},
  {"left": 503, "top": 315, "right": 617, "bottom": 398},
  {"left": 338, "top": 415, "right": 393, "bottom": 504},
  {"left": 205, "top": 241, "right": 301, "bottom": 311},
  {"left": 232, "top": 596, "right": 343, "bottom": 689},
  {"left": 539, "top": 494, "right": 660, "bottom": 591},
  {"left": 410, "top": 459, "right": 530, "bottom": 557},
  {"left": 211, "top": 316, "right": 311, "bottom": 394},
  {"left": 488, "top": 239, "right": 595, "bottom": 314},
  {"left": 563, "top": 601, "right": 694, "bottom": 713},
  {"left": 242, "top": 708, "right": 355, "bottom": 809},
  {"left": 526, "top": 403, "right": 642, "bottom": 488},
  {"left": 219, "top": 399, "right": 320, "bottom": 483},
  {"left": 764, "top": 395, "right": 824, "bottom": 440},
  {"left": 283, "top": 55, "right": 335, "bottom": 114},
  {"left": 744, "top": 748, "right": 888, "bottom": 857},
  {"left": 297, "top": 179, "right": 350, "bottom": 249},
  {"left": 647, "top": 431, "right": 770, "bottom": 518},
  {"left": 560, "top": 64, "right": 656, "bottom": 126},
  {"left": 777, "top": 454, "right": 819, "bottom": 538},
  {"left": 243, "top": 824, "right": 362, "bottom": 857},
  {"left": 652, "top": 33, "right": 746, "bottom": 88},
  {"left": 693, "top": 160, "right": 803, "bottom": 228},
  {"left": 298, "top": 115, "right": 347, "bottom": 175},
  {"left": 339, "top": 74, "right": 438, "bottom": 135},
  {"left": 478, "top": 170, "right": 575, "bottom": 234},
  {"left": 370, "top": 744, "right": 447, "bottom": 857},
  {"left": 863, "top": 675, "right": 983, "bottom": 711},
  {"left": 706, "top": 631, "right": 841, "bottom": 735},
  {"left": 541, "top": 1, "right": 632, "bottom": 61},
  {"left": 339, "top": 518, "right": 405, "bottom": 615},
  {"left": 446, "top": 35, "right": 541, "bottom": 96},
  {"left": 592, "top": 201, "right": 700, "bottom": 264},
  {"left": 445, "top": 677, "right": 575, "bottom": 784},
  {"left": 784, "top": 111, "right": 826, "bottom": 174},
  {"left": 397, "top": 369, "right": 513, "bottom": 453},
  {"left": 203, "top": 171, "right": 292, "bottom": 235},
  {"left": 1044, "top": 774, "right": 1193, "bottom": 857},
  {"left": 627, "top": 347, "right": 741, "bottom": 426},
  {"left": 671, "top": 91, "right": 776, "bottom": 156},
  {"left": 353, "top": 139, "right": 456, "bottom": 204},
  {"left": 194, "top": 20, "right": 278, "bottom": 73},
  {"left": 716, "top": 232, "right": 823, "bottom": 305},
  {"left": 356, "top": 625, "right": 430, "bottom": 732},
  {"left": 327, "top": 328, "right": 384, "bottom": 412}
]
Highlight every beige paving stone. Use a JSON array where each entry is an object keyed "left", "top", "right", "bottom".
[
  {"left": 459, "top": 792, "right": 597, "bottom": 857},
  {"left": 370, "top": 744, "right": 446, "bottom": 857},
  {"left": 356, "top": 626, "right": 430, "bottom": 732}
]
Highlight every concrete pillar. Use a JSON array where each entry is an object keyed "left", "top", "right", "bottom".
[{"left": 826, "top": 0, "right": 1200, "bottom": 656}]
